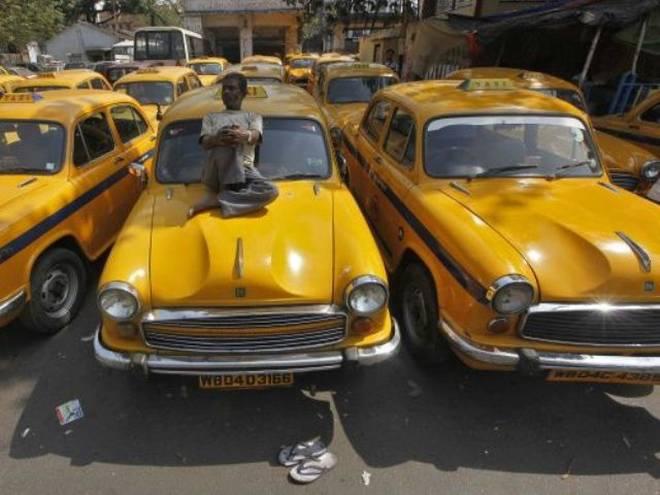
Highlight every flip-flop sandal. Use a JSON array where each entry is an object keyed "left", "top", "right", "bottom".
[
  {"left": 289, "top": 452, "right": 338, "bottom": 484},
  {"left": 278, "top": 439, "right": 327, "bottom": 467}
]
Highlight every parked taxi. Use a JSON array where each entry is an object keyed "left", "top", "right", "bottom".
[
  {"left": 285, "top": 54, "right": 319, "bottom": 88},
  {"left": 11, "top": 69, "right": 112, "bottom": 93},
  {"left": 93, "top": 83, "right": 400, "bottom": 385},
  {"left": 0, "top": 74, "right": 24, "bottom": 96},
  {"left": 186, "top": 56, "right": 229, "bottom": 86},
  {"left": 317, "top": 63, "right": 398, "bottom": 130},
  {"left": 594, "top": 91, "right": 660, "bottom": 157},
  {"left": 307, "top": 55, "right": 355, "bottom": 95},
  {"left": 337, "top": 78, "right": 660, "bottom": 384},
  {"left": 215, "top": 64, "right": 284, "bottom": 85},
  {"left": 447, "top": 68, "right": 660, "bottom": 196},
  {"left": 241, "top": 55, "right": 282, "bottom": 67},
  {"left": 0, "top": 91, "right": 154, "bottom": 334},
  {"left": 113, "top": 67, "right": 203, "bottom": 125}
]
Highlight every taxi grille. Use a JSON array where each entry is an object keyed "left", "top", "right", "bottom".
[
  {"left": 520, "top": 307, "right": 660, "bottom": 346},
  {"left": 142, "top": 308, "right": 347, "bottom": 353},
  {"left": 609, "top": 171, "right": 639, "bottom": 191}
]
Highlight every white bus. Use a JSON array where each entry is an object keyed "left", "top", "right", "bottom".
[{"left": 133, "top": 26, "right": 209, "bottom": 65}]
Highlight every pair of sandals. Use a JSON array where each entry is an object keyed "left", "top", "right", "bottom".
[{"left": 278, "top": 438, "right": 337, "bottom": 484}]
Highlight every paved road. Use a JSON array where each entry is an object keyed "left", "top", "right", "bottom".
[{"left": 1, "top": 270, "right": 659, "bottom": 494}]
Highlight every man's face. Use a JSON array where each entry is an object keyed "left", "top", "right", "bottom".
[{"left": 222, "top": 77, "right": 244, "bottom": 110}]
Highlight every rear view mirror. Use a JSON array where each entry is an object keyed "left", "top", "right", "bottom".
[
  {"left": 155, "top": 103, "right": 163, "bottom": 121},
  {"left": 336, "top": 151, "right": 348, "bottom": 182},
  {"left": 330, "top": 126, "right": 343, "bottom": 149}
]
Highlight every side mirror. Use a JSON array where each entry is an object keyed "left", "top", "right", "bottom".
[
  {"left": 129, "top": 161, "right": 148, "bottom": 187},
  {"left": 330, "top": 126, "right": 343, "bottom": 149},
  {"left": 336, "top": 151, "right": 348, "bottom": 182},
  {"left": 155, "top": 103, "right": 163, "bottom": 121}
]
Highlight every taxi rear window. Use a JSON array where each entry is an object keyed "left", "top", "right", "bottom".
[
  {"left": 0, "top": 120, "right": 65, "bottom": 174},
  {"left": 327, "top": 76, "right": 396, "bottom": 104},
  {"left": 14, "top": 86, "right": 68, "bottom": 93},
  {"left": 115, "top": 82, "right": 174, "bottom": 106},
  {"left": 189, "top": 63, "right": 222, "bottom": 75},
  {"left": 157, "top": 118, "right": 330, "bottom": 184},
  {"left": 291, "top": 59, "right": 314, "bottom": 69}
]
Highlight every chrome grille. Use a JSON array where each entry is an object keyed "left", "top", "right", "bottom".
[
  {"left": 142, "top": 306, "right": 347, "bottom": 353},
  {"left": 609, "top": 171, "right": 639, "bottom": 191},
  {"left": 520, "top": 304, "right": 660, "bottom": 346}
]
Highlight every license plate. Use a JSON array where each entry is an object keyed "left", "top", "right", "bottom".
[
  {"left": 547, "top": 369, "right": 660, "bottom": 385},
  {"left": 198, "top": 373, "right": 294, "bottom": 390},
  {"left": 646, "top": 180, "right": 660, "bottom": 203}
]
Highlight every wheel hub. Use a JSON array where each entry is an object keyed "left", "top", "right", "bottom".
[{"left": 40, "top": 265, "right": 77, "bottom": 317}]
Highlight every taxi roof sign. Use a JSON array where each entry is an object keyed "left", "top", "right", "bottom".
[
  {"left": 459, "top": 78, "right": 515, "bottom": 91},
  {"left": 0, "top": 93, "right": 42, "bottom": 103},
  {"left": 36, "top": 72, "right": 56, "bottom": 79},
  {"left": 136, "top": 68, "right": 160, "bottom": 74},
  {"left": 241, "top": 65, "right": 259, "bottom": 71}
]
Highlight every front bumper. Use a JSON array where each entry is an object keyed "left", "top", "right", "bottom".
[
  {"left": 441, "top": 320, "right": 660, "bottom": 374},
  {"left": 0, "top": 289, "right": 26, "bottom": 327},
  {"left": 94, "top": 319, "right": 400, "bottom": 375}
]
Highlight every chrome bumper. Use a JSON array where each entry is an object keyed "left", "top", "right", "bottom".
[
  {"left": 441, "top": 321, "right": 660, "bottom": 374},
  {"left": 0, "top": 289, "right": 26, "bottom": 323},
  {"left": 94, "top": 319, "right": 400, "bottom": 376}
]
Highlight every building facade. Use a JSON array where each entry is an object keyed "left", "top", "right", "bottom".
[{"left": 182, "top": 0, "right": 302, "bottom": 62}]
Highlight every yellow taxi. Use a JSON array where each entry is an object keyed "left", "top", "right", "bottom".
[
  {"left": 11, "top": 69, "right": 112, "bottom": 93},
  {"left": 186, "top": 56, "right": 230, "bottom": 86},
  {"left": 307, "top": 55, "right": 355, "bottom": 95},
  {"left": 594, "top": 91, "right": 660, "bottom": 158},
  {"left": 336, "top": 79, "right": 660, "bottom": 384},
  {"left": 0, "top": 74, "right": 24, "bottom": 96},
  {"left": 113, "top": 67, "right": 203, "bottom": 125},
  {"left": 0, "top": 91, "right": 155, "bottom": 334},
  {"left": 215, "top": 64, "right": 284, "bottom": 85},
  {"left": 93, "top": 83, "right": 400, "bottom": 384},
  {"left": 285, "top": 54, "right": 319, "bottom": 88},
  {"left": 447, "top": 68, "right": 660, "bottom": 196},
  {"left": 317, "top": 63, "right": 398, "bottom": 130},
  {"left": 241, "top": 55, "right": 282, "bottom": 67}
]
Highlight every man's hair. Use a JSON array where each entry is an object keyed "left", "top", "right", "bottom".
[{"left": 223, "top": 72, "right": 248, "bottom": 94}]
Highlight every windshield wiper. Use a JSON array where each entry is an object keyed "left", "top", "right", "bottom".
[
  {"left": 473, "top": 165, "right": 539, "bottom": 178},
  {"left": 268, "top": 173, "right": 325, "bottom": 180},
  {"left": 550, "top": 160, "right": 596, "bottom": 178}
]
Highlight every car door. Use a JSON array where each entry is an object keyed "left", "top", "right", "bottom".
[
  {"left": 69, "top": 109, "right": 132, "bottom": 255},
  {"left": 374, "top": 106, "right": 418, "bottom": 262}
]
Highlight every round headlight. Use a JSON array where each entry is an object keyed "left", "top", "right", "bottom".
[
  {"left": 641, "top": 160, "right": 660, "bottom": 182},
  {"left": 487, "top": 275, "right": 534, "bottom": 315},
  {"left": 345, "top": 275, "right": 388, "bottom": 316},
  {"left": 98, "top": 282, "right": 140, "bottom": 321}
]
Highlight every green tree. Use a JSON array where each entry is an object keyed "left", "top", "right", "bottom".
[{"left": 0, "top": 0, "right": 64, "bottom": 48}]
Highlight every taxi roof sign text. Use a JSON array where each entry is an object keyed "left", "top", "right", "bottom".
[{"left": 459, "top": 79, "right": 515, "bottom": 91}]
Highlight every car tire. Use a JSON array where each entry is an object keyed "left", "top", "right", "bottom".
[
  {"left": 20, "top": 247, "right": 87, "bottom": 335},
  {"left": 397, "top": 262, "right": 450, "bottom": 365}
]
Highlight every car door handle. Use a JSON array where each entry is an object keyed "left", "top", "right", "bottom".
[{"left": 114, "top": 156, "right": 125, "bottom": 164}]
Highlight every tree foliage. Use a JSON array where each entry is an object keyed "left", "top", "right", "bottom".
[
  {"left": 59, "top": 0, "right": 182, "bottom": 26},
  {"left": 0, "top": 0, "right": 64, "bottom": 48}
]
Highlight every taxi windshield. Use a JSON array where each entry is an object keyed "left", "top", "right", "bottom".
[
  {"left": 424, "top": 115, "right": 601, "bottom": 179},
  {"left": 115, "top": 81, "right": 174, "bottom": 106},
  {"left": 189, "top": 63, "right": 222, "bottom": 75},
  {"left": 14, "top": 85, "right": 68, "bottom": 93},
  {"left": 0, "top": 120, "right": 65, "bottom": 174},
  {"left": 327, "top": 76, "right": 395, "bottom": 103},
  {"left": 247, "top": 77, "right": 281, "bottom": 84},
  {"left": 291, "top": 59, "right": 314, "bottom": 68},
  {"left": 157, "top": 118, "right": 331, "bottom": 184}
]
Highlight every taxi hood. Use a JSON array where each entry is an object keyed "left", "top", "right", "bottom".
[
  {"left": 149, "top": 182, "right": 334, "bottom": 307},
  {"left": 438, "top": 179, "right": 660, "bottom": 301}
]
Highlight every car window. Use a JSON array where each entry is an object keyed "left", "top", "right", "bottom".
[
  {"left": 188, "top": 75, "right": 202, "bottom": 89},
  {"left": 641, "top": 103, "right": 660, "bottom": 124},
  {"left": 90, "top": 78, "right": 106, "bottom": 90},
  {"left": 73, "top": 112, "right": 116, "bottom": 166},
  {"left": 14, "top": 85, "right": 68, "bottom": 93},
  {"left": 115, "top": 82, "right": 173, "bottom": 106},
  {"left": 327, "top": 76, "right": 396, "bottom": 104},
  {"left": 176, "top": 78, "right": 188, "bottom": 96},
  {"left": 363, "top": 100, "right": 391, "bottom": 143},
  {"left": 111, "top": 105, "right": 149, "bottom": 143},
  {"left": 0, "top": 120, "right": 65, "bottom": 174},
  {"left": 384, "top": 109, "right": 415, "bottom": 167},
  {"left": 77, "top": 81, "right": 91, "bottom": 89},
  {"left": 189, "top": 63, "right": 222, "bottom": 75}
]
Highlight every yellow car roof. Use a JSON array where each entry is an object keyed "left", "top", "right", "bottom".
[
  {"left": 0, "top": 74, "right": 24, "bottom": 85},
  {"left": 12, "top": 69, "right": 106, "bottom": 89},
  {"left": 241, "top": 55, "right": 282, "bottom": 66},
  {"left": 0, "top": 90, "right": 138, "bottom": 127},
  {"left": 324, "top": 62, "right": 397, "bottom": 79},
  {"left": 187, "top": 57, "right": 228, "bottom": 66},
  {"left": 220, "top": 64, "right": 283, "bottom": 81},
  {"left": 447, "top": 67, "right": 579, "bottom": 92},
  {"left": 380, "top": 80, "right": 588, "bottom": 122},
  {"left": 161, "top": 84, "right": 324, "bottom": 128},
  {"left": 114, "top": 66, "right": 196, "bottom": 85}
]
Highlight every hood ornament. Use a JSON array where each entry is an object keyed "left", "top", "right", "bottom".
[
  {"left": 616, "top": 232, "right": 651, "bottom": 273},
  {"left": 233, "top": 238, "right": 244, "bottom": 279}
]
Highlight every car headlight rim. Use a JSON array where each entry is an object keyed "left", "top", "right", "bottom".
[
  {"left": 97, "top": 281, "right": 141, "bottom": 322},
  {"left": 641, "top": 160, "right": 660, "bottom": 182},
  {"left": 487, "top": 274, "right": 534, "bottom": 315},
  {"left": 345, "top": 275, "right": 389, "bottom": 316}
]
